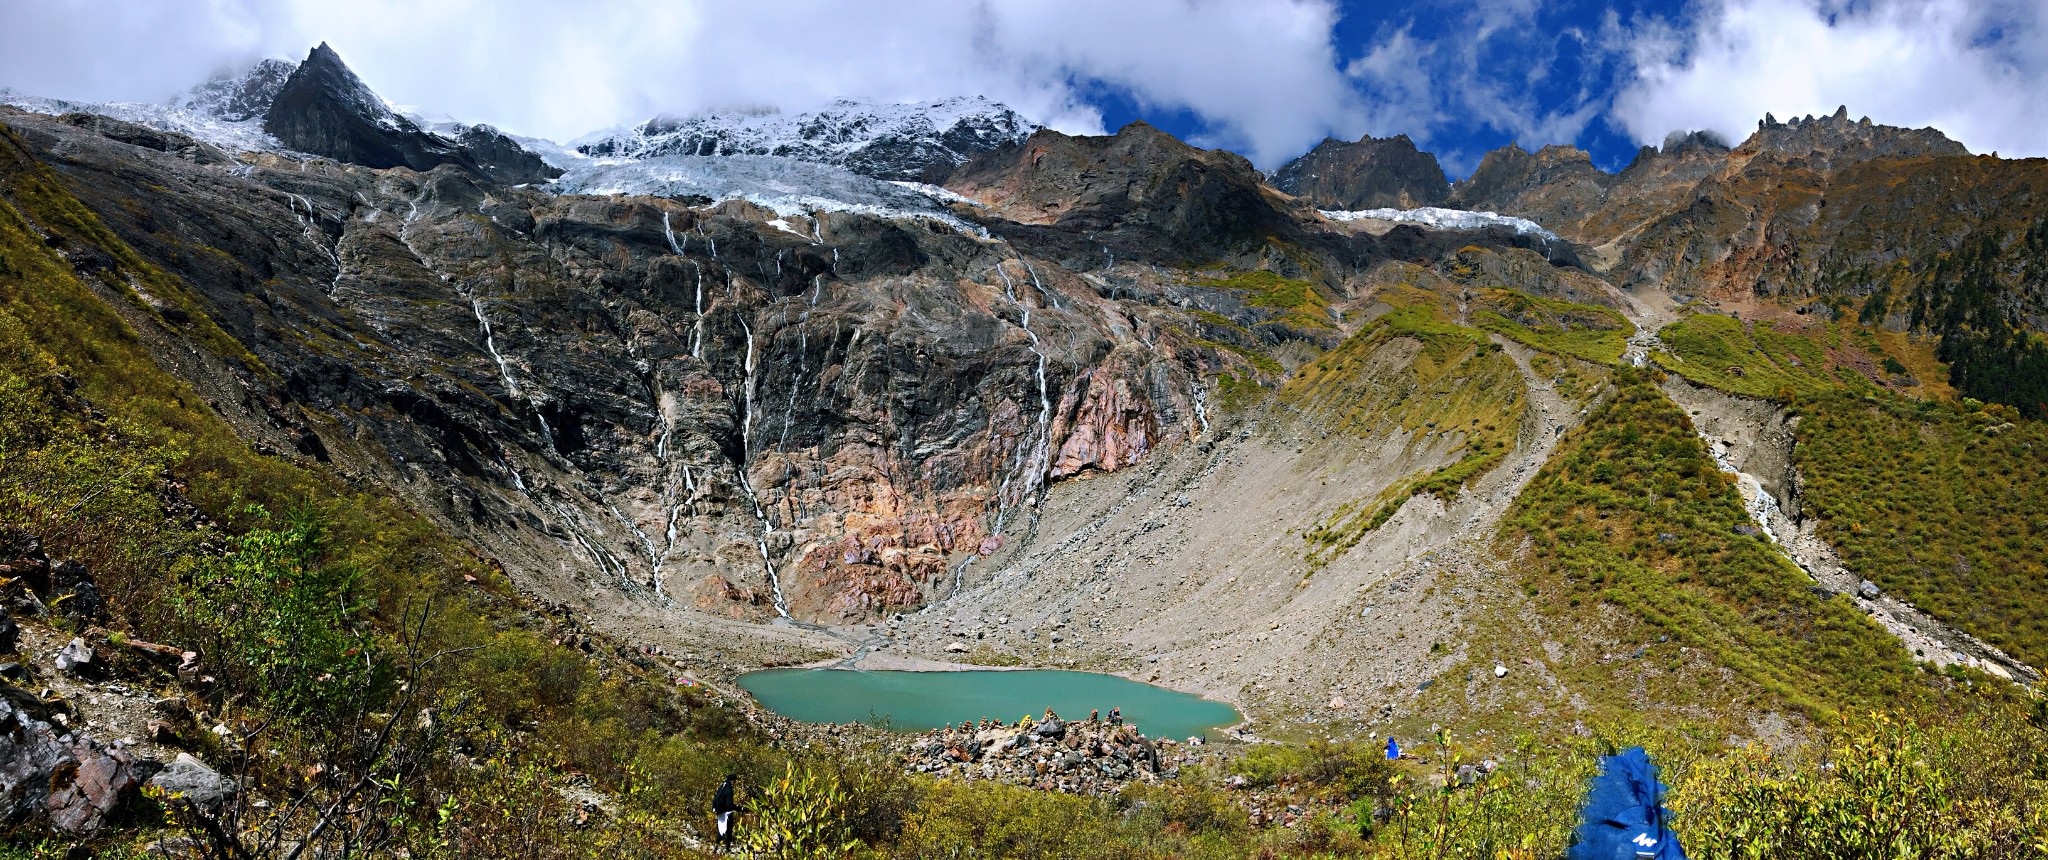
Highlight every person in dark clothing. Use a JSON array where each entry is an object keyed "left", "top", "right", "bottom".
[
  {"left": 1108, "top": 707, "right": 1122, "bottom": 725},
  {"left": 713, "top": 773, "right": 740, "bottom": 850}
]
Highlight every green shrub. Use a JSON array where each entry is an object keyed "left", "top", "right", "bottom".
[{"left": 175, "top": 507, "right": 387, "bottom": 723}]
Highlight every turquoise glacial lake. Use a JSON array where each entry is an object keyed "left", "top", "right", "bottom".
[{"left": 738, "top": 668, "right": 1242, "bottom": 740}]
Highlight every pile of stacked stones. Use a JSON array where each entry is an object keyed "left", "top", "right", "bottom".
[{"left": 902, "top": 714, "right": 1191, "bottom": 795}]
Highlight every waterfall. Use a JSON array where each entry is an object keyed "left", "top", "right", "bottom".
[
  {"left": 987, "top": 260, "right": 1054, "bottom": 541},
  {"left": 661, "top": 210, "right": 684, "bottom": 255},
  {"left": 473, "top": 298, "right": 521, "bottom": 400},
  {"left": 691, "top": 261, "right": 707, "bottom": 361},
  {"left": 1192, "top": 382, "right": 1212, "bottom": 437},
  {"left": 1021, "top": 259, "right": 1063, "bottom": 311},
  {"left": 735, "top": 319, "right": 791, "bottom": 618},
  {"left": 780, "top": 276, "right": 822, "bottom": 451}
]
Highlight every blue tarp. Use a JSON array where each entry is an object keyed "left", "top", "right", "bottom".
[{"left": 1568, "top": 747, "right": 1687, "bottom": 860}]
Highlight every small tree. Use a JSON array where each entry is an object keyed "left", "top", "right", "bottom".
[
  {"left": 176, "top": 505, "right": 385, "bottom": 725},
  {"left": 741, "top": 762, "right": 860, "bottom": 859}
]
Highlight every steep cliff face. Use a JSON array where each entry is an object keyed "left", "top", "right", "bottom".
[
  {"left": 173, "top": 58, "right": 298, "bottom": 122},
  {"left": 1734, "top": 106, "right": 1969, "bottom": 172},
  {"left": 1, "top": 106, "right": 1337, "bottom": 625},
  {"left": 1611, "top": 114, "right": 2046, "bottom": 306},
  {"left": 1270, "top": 134, "right": 1450, "bottom": 210},
  {"left": 1446, "top": 144, "right": 1615, "bottom": 242}
]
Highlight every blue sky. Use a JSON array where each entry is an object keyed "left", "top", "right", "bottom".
[
  {"left": 1093, "top": 0, "right": 1688, "bottom": 176},
  {"left": 1077, "top": 0, "right": 2046, "bottom": 177},
  {"left": 3, "top": 1, "right": 2045, "bottom": 179}
]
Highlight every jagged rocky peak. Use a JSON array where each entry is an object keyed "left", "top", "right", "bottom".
[
  {"left": 1271, "top": 133, "right": 1450, "bottom": 210},
  {"left": 172, "top": 58, "right": 298, "bottom": 122},
  {"left": 574, "top": 95, "right": 1039, "bottom": 182},
  {"left": 1618, "top": 129, "right": 1731, "bottom": 175},
  {"left": 263, "top": 43, "right": 559, "bottom": 184},
  {"left": 1741, "top": 105, "right": 1969, "bottom": 169},
  {"left": 1658, "top": 128, "right": 1731, "bottom": 157}
]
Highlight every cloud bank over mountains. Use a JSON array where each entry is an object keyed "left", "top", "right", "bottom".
[
  {"left": 1613, "top": 0, "right": 2048, "bottom": 160},
  {"left": 2, "top": 0, "right": 2043, "bottom": 171}
]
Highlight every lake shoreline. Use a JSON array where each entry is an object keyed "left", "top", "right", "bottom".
[{"left": 739, "top": 666, "right": 1245, "bottom": 739}]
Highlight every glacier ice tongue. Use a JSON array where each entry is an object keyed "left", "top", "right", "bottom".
[{"left": 1320, "top": 206, "right": 1561, "bottom": 243}]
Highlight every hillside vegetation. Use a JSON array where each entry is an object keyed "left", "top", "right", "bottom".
[
  {"left": 1495, "top": 370, "right": 1914, "bottom": 721},
  {"left": 1283, "top": 287, "right": 1525, "bottom": 569},
  {"left": 1470, "top": 287, "right": 1631, "bottom": 365},
  {"left": 1793, "top": 392, "right": 2048, "bottom": 667},
  {"left": 0, "top": 127, "right": 782, "bottom": 855},
  {"left": 1831, "top": 216, "right": 2048, "bottom": 417}
]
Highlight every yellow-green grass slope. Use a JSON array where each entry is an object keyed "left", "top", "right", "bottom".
[
  {"left": 1470, "top": 370, "right": 1917, "bottom": 729},
  {"left": 1281, "top": 286, "right": 1526, "bottom": 569},
  {"left": 1655, "top": 312, "right": 1945, "bottom": 401},
  {"left": 1654, "top": 304, "right": 2048, "bottom": 670},
  {"left": 1794, "top": 393, "right": 2048, "bottom": 669},
  {"left": 1470, "top": 287, "right": 1632, "bottom": 366}
]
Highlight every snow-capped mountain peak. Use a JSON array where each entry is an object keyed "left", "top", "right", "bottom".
[
  {"left": 170, "top": 58, "right": 298, "bottom": 123},
  {"left": 574, "top": 95, "right": 1038, "bottom": 182}
]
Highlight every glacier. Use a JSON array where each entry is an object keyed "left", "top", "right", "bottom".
[
  {"left": 549, "top": 154, "right": 986, "bottom": 235},
  {"left": 1320, "top": 206, "right": 1560, "bottom": 243},
  {"left": 0, "top": 90, "right": 285, "bottom": 155},
  {"left": 573, "top": 95, "right": 1036, "bottom": 181}
]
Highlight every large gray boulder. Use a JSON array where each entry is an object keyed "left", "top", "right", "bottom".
[{"left": 146, "top": 753, "right": 237, "bottom": 812}]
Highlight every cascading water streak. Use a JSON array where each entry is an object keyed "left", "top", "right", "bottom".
[{"left": 735, "top": 318, "right": 791, "bottom": 618}]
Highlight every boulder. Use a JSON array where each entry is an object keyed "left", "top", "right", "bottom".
[
  {"left": 0, "top": 695, "right": 140, "bottom": 835},
  {"left": 0, "top": 613, "right": 15, "bottom": 654},
  {"left": 146, "top": 753, "right": 237, "bottom": 812},
  {"left": 54, "top": 638, "right": 96, "bottom": 678},
  {"left": 48, "top": 560, "right": 105, "bottom": 625}
]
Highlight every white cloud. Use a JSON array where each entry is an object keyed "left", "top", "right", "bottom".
[
  {"left": 1614, "top": 0, "right": 2048, "bottom": 157},
  {"left": 0, "top": 0, "right": 1374, "bottom": 168}
]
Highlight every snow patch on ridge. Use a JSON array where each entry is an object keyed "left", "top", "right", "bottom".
[{"left": 1321, "top": 206, "right": 1560, "bottom": 243}]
